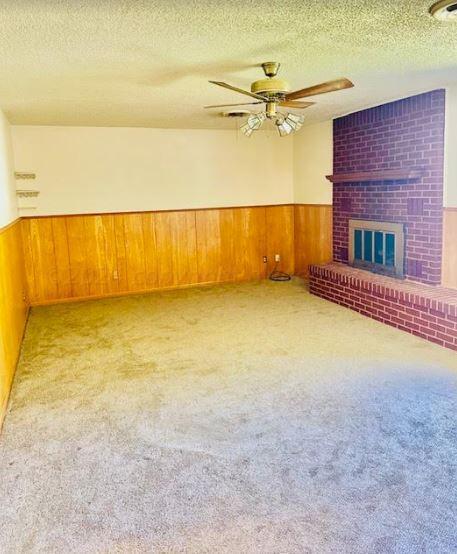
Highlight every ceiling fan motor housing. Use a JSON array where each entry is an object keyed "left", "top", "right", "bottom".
[{"left": 251, "top": 78, "right": 290, "bottom": 95}]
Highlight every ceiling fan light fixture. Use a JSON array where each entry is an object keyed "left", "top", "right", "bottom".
[
  {"left": 273, "top": 112, "right": 306, "bottom": 137},
  {"left": 276, "top": 119, "right": 293, "bottom": 137},
  {"left": 241, "top": 123, "right": 254, "bottom": 137},
  {"left": 249, "top": 113, "right": 266, "bottom": 130},
  {"left": 285, "top": 113, "right": 305, "bottom": 130},
  {"left": 241, "top": 113, "right": 266, "bottom": 135}
]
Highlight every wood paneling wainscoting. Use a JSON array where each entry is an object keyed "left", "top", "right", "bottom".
[
  {"left": 442, "top": 208, "right": 457, "bottom": 290},
  {"left": 0, "top": 219, "right": 28, "bottom": 428},
  {"left": 21, "top": 205, "right": 299, "bottom": 305},
  {"left": 294, "top": 204, "right": 333, "bottom": 277},
  {"left": 22, "top": 204, "right": 456, "bottom": 306}
]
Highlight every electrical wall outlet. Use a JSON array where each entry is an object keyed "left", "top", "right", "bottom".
[
  {"left": 275, "top": 254, "right": 280, "bottom": 262},
  {"left": 263, "top": 256, "right": 268, "bottom": 263},
  {"left": 113, "top": 270, "right": 119, "bottom": 280}
]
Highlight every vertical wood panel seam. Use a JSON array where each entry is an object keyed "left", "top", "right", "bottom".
[
  {"left": 194, "top": 210, "right": 200, "bottom": 282},
  {"left": 140, "top": 214, "right": 148, "bottom": 288},
  {"left": 30, "top": 221, "right": 40, "bottom": 301},
  {"left": 112, "top": 215, "right": 122, "bottom": 292},
  {"left": 63, "top": 218, "right": 74, "bottom": 298}
]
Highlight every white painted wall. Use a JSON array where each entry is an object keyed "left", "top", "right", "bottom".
[
  {"left": 0, "top": 110, "right": 17, "bottom": 227},
  {"left": 445, "top": 85, "right": 457, "bottom": 208},
  {"left": 12, "top": 101, "right": 453, "bottom": 214},
  {"left": 11, "top": 126, "right": 294, "bottom": 215},
  {"left": 293, "top": 120, "right": 333, "bottom": 205}
]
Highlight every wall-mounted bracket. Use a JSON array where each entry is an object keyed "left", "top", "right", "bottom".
[
  {"left": 16, "top": 189, "right": 40, "bottom": 198},
  {"left": 15, "top": 172, "right": 36, "bottom": 180}
]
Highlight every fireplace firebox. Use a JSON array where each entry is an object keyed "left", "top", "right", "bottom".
[{"left": 348, "top": 219, "right": 405, "bottom": 278}]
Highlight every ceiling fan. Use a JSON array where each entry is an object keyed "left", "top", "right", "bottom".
[{"left": 205, "top": 62, "right": 354, "bottom": 136}]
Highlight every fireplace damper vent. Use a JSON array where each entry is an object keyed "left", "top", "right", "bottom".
[{"left": 348, "top": 220, "right": 405, "bottom": 278}]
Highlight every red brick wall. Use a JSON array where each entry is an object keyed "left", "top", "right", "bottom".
[
  {"left": 333, "top": 90, "right": 445, "bottom": 285},
  {"left": 309, "top": 264, "right": 457, "bottom": 351}
]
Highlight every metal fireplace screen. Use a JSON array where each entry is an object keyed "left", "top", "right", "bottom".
[{"left": 348, "top": 219, "right": 405, "bottom": 278}]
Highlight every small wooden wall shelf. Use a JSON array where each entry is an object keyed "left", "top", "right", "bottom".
[{"left": 326, "top": 169, "right": 425, "bottom": 184}]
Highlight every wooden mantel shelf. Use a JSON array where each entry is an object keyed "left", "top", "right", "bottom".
[{"left": 326, "top": 168, "right": 425, "bottom": 184}]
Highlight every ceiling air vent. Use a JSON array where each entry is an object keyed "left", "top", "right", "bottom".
[
  {"left": 430, "top": 0, "right": 457, "bottom": 20},
  {"left": 221, "top": 110, "right": 251, "bottom": 118}
]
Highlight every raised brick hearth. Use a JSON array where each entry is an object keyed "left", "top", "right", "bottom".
[
  {"left": 309, "top": 263, "right": 457, "bottom": 351},
  {"left": 333, "top": 89, "right": 445, "bottom": 285}
]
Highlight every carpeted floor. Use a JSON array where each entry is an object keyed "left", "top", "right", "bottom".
[{"left": 0, "top": 278, "right": 456, "bottom": 553}]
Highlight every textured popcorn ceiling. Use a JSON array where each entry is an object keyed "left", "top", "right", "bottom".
[{"left": 0, "top": 0, "right": 457, "bottom": 129}]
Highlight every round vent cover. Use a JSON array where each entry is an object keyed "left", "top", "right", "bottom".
[
  {"left": 430, "top": 0, "right": 457, "bottom": 20},
  {"left": 221, "top": 110, "right": 251, "bottom": 118}
]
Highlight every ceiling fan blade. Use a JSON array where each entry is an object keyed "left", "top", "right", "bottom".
[
  {"left": 285, "top": 78, "right": 354, "bottom": 101},
  {"left": 209, "top": 80, "right": 268, "bottom": 101},
  {"left": 204, "top": 101, "right": 263, "bottom": 109},
  {"left": 279, "top": 100, "right": 315, "bottom": 109}
]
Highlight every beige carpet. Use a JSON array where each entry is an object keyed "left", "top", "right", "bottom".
[{"left": 0, "top": 278, "right": 456, "bottom": 553}]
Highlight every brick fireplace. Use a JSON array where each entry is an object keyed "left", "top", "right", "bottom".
[
  {"left": 332, "top": 89, "right": 445, "bottom": 285},
  {"left": 309, "top": 90, "right": 457, "bottom": 351}
]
